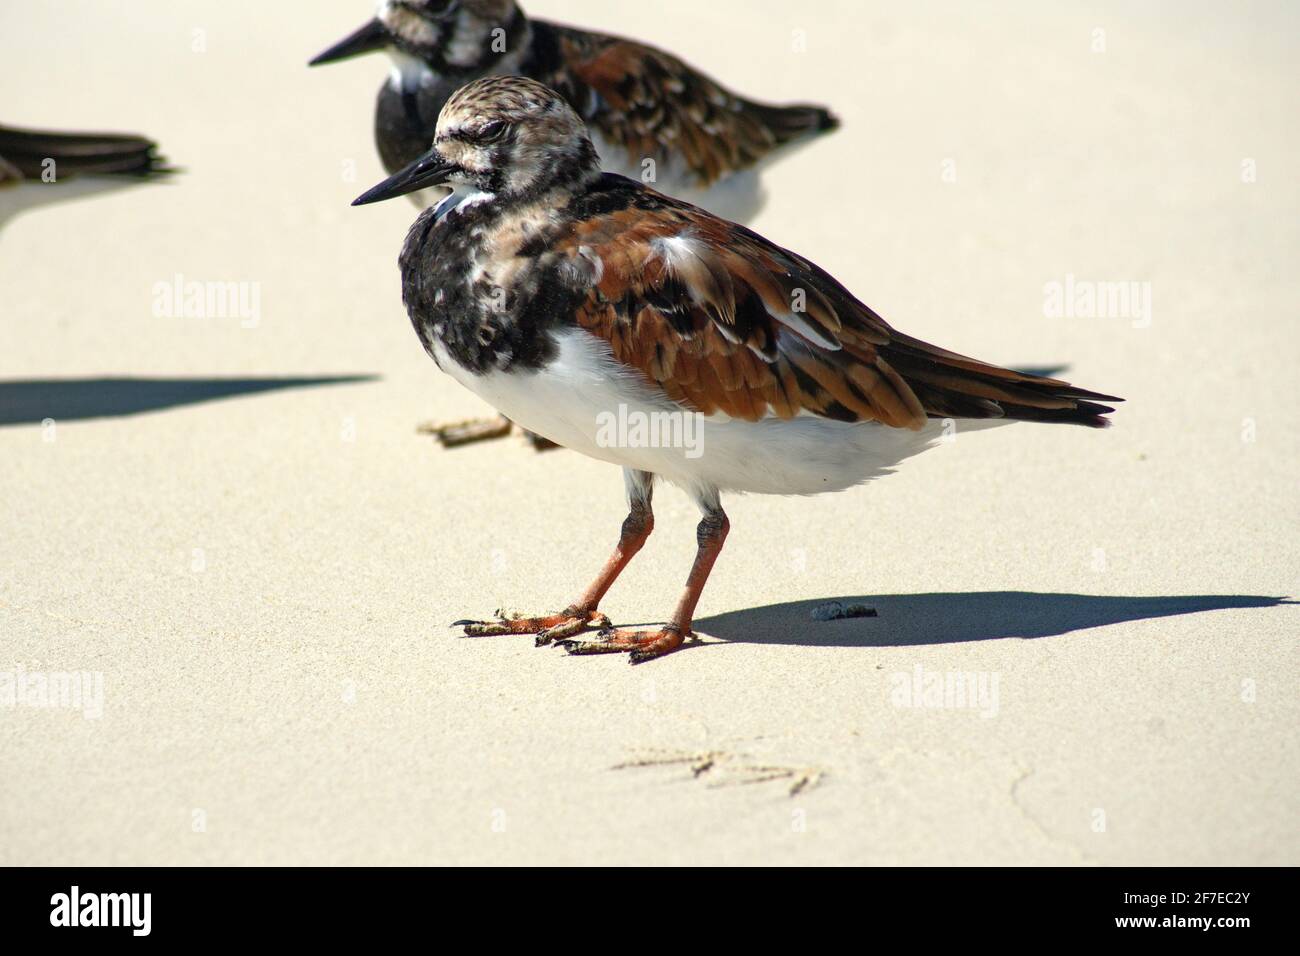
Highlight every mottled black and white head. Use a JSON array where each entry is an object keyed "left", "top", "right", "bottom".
[
  {"left": 354, "top": 76, "right": 600, "bottom": 206},
  {"left": 309, "top": 0, "right": 525, "bottom": 80}
]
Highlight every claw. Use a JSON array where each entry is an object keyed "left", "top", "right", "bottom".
[
  {"left": 461, "top": 620, "right": 512, "bottom": 636},
  {"left": 560, "top": 626, "right": 685, "bottom": 662},
  {"left": 417, "top": 415, "right": 514, "bottom": 448},
  {"left": 535, "top": 615, "right": 594, "bottom": 646},
  {"left": 558, "top": 638, "right": 626, "bottom": 656},
  {"left": 454, "top": 608, "right": 608, "bottom": 641}
]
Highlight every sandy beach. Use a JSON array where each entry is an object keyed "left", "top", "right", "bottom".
[{"left": 1, "top": 0, "right": 1296, "bottom": 865}]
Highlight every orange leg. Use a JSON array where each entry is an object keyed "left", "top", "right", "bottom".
[
  {"left": 456, "top": 474, "right": 655, "bottom": 644},
  {"left": 562, "top": 507, "right": 730, "bottom": 664}
]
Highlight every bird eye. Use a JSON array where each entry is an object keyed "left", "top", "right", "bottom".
[{"left": 474, "top": 120, "right": 508, "bottom": 144}]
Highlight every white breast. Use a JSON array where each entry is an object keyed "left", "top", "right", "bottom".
[
  {"left": 385, "top": 50, "right": 431, "bottom": 93},
  {"left": 431, "top": 328, "right": 971, "bottom": 498}
]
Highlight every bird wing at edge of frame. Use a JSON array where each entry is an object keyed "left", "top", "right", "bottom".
[
  {"left": 0, "top": 153, "right": 22, "bottom": 186},
  {"left": 0, "top": 125, "right": 175, "bottom": 179}
]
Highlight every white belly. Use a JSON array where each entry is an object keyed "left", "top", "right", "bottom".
[{"left": 433, "top": 329, "right": 961, "bottom": 498}]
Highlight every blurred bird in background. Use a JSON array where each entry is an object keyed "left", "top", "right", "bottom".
[{"left": 312, "top": 0, "right": 839, "bottom": 448}]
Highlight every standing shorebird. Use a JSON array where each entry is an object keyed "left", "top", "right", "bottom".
[
  {"left": 353, "top": 77, "right": 1122, "bottom": 662},
  {"left": 0, "top": 124, "right": 174, "bottom": 229},
  {"left": 311, "top": 0, "right": 837, "bottom": 219},
  {"left": 312, "top": 0, "right": 838, "bottom": 448}
]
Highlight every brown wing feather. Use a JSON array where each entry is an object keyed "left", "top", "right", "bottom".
[
  {"left": 552, "top": 28, "right": 837, "bottom": 188},
  {"left": 554, "top": 191, "right": 1120, "bottom": 429}
]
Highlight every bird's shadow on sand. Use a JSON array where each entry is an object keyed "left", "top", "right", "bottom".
[
  {"left": 0, "top": 375, "right": 378, "bottom": 426},
  {"left": 693, "top": 592, "right": 1293, "bottom": 648}
]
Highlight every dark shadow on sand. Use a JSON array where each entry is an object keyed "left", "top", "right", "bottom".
[
  {"left": 694, "top": 592, "right": 1293, "bottom": 648},
  {"left": 0, "top": 375, "right": 378, "bottom": 426},
  {"left": 1010, "top": 364, "right": 1068, "bottom": 379}
]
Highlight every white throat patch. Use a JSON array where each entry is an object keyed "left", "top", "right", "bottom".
[
  {"left": 386, "top": 50, "right": 433, "bottom": 92},
  {"left": 433, "top": 183, "right": 496, "bottom": 220}
]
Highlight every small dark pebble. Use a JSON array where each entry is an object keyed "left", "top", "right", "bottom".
[{"left": 810, "top": 601, "right": 878, "bottom": 622}]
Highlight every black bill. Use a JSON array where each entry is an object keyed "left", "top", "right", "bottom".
[
  {"left": 352, "top": 150, "right": 456, "bottom": 206},
  {"left": 308, "top": 18, "right": 390, "bottom": 67}
]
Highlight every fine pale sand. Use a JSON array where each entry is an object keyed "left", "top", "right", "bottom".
[{"left": 1, "top": 1, "right": 1296, "bottom": 865}]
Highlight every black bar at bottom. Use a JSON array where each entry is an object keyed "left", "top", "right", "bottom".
[{"left": 0, "top": 866, "right": 1284, "bottom": 942}]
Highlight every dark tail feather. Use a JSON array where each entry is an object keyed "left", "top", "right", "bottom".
[
  {"left": 882, "top": 334, "right": 1122, "bottom": 429},
  {"left": 0, "top": 125, "right": 176, "bottom": 180},
  {"left": 750, "top": 102, "right": 840, "bottom": 147},
  {"left": 989, "top": 398, "right": 1118, "bottom": 429}
]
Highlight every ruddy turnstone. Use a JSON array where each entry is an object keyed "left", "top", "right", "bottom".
[
  {"left": 313, "top": 0, "right": 838, "bottom": 449},
  {"left": 312, "top": 0, "right": 837, "bottom": 218},
  {"left": 353, "top": 77, "right": 1122, "bottom": 663},
  {"left": 0, "top": 124, "right": 174, "bottom": 228}
]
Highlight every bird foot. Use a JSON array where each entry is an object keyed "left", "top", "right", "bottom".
[
  {"left": 418, "top": 414, "right": 513, "bottom": 447},
  {"left": 454, "top": 607, "right": 610, "bottom": 645},
  {"left": 417, "top": 415, "right": 558, "bottom": 450},
  {"left": 525, "top": 432, "right": 560, "bottom": 451},
  {"left": 559, "top": 625, "right": 687, "bottom": 664}
]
